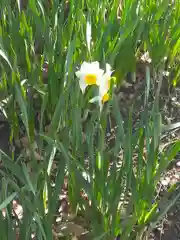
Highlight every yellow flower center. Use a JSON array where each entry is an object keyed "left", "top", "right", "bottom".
[
  {"left": 85, "top": 74, "right": 97, "bottom": 85},
  {"left": 107, "top": 79, "right": 111, "bottom": 89},
  {"left": 102, "top": 93, "right": 109, "bottom": 103}
]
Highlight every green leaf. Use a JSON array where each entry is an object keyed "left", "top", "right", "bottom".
[
  {"left": 22, "top": 163, "right": 36, "bottom": 195},
  {"left": 15, "top": 83, "right": 29, "bottom": 138},
  {"left": 0, "top": 49, "right": 12, "bottom": 69},
  {"left": 0, "top": 149, "right": 25, "bottom": 184},
  {"left": 34, "top": 212, "right": 47, "bottom": 239},
  {"left": 0, "top": 192, "right": 17, "bottom": 210}
]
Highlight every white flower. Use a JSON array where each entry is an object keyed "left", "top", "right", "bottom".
[
  {"left": 98, "top": 63, "right": 113, "bottom": 110},
  {"left": 141, "top": 51, "right": 152, "bottom": 63},
  {"left": 75, "top": 61, "right": 104, "bottom": 93}
]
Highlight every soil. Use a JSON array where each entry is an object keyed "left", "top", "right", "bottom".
[{"left": 151, "top": 206, "right": 180, "bottom": 240}]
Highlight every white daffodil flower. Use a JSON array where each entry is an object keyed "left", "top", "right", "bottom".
[
  {"left": 75, "top": 61, "right": 104, "bottom": 93},
  {"left": 98, "top": 63, "right": 113, "bottom": 110}
]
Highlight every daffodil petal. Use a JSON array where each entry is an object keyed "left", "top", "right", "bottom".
[
  {"left": 79, "top": 78, "right": 87, "bottom": 93},
  {"left": 80, "top": 61, "right": 89, "bottom": 71},
  {"left": 76, "top": 61, "right": 104, "bottom": 91},
  {"left": 89, "top": 96, "right": 101, "bottom": 103},
  {"left": 75, "top": 70, "right": 81, "bottom": 78},
  {"left": 99, "top": 99, "right": 103, "bottom": 112},
  {"left": 106, "top": 63, "right": 112, "bottom": 73},
  {"left": 90, "top": 61, "right": 100, "bottom": 69}
]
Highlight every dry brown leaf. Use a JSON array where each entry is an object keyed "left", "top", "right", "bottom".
[{"left": 58, "top": 222, "right": 88, "bottom": 237}]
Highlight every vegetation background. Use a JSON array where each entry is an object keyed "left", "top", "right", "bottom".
[{"left": 0, "top": 0, "right": 179, "bottom": 239}]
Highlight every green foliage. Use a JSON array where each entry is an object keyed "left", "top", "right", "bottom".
[{"left": 0, "top": 0, "right": 179, "bottom": 239}]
